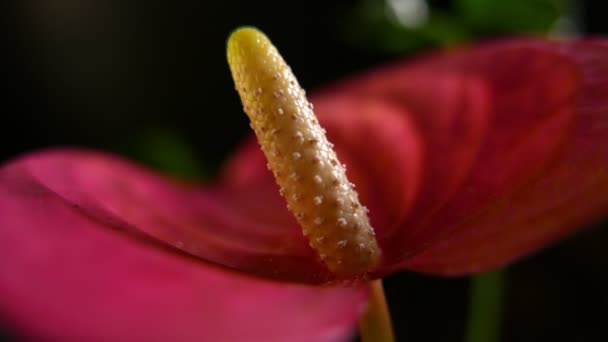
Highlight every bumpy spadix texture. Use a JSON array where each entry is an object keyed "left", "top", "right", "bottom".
[{"left": 227, "top": 27, "right": 380, "bottom": 277}]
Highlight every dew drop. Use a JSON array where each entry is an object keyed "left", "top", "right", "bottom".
[
  {"left": 313, "top": 196, "right": 323, "bottom": 205},
  {"left": 277, "top": 107, "right": 284, "bottom": 115},
  {"left": 337, "top": 217, "right": 347, "bottom": 227},
  {"left": 313, "top": 175, "right": 323, "bottom": 184},
  {"left": 292, "top": 152, "right": 301, "bottom": 160},
  {"left": 294, "top": 131, "right": 304, "bottom": 143}
]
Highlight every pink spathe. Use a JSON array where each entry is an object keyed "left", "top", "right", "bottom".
[{"left": 1, "top": 38, "right": 608, "bottom": 341}]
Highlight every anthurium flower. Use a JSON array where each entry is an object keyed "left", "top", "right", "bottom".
[{"left": 1, "top": 26, "right": 608, "bottom": 340}]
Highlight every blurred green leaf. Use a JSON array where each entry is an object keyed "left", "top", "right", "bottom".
[
  {"left": 126, "top": 127, "right": 207, "bottom": 180},
  {"left": 456, "top": 0, "right": 563, "bottom": 34},
  {"left": 343, "top": 0, "right": 568, "bottom": 56},
  {"left": 344, "top": 0, "right": 470, "bottom": 55}
]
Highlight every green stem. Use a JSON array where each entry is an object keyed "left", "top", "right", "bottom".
[
  {"left": 358, "top": 279, "right": 395, "bottom": 342},
  {"left": 465, "top": 270, "right": 505, "bottom": 342}
]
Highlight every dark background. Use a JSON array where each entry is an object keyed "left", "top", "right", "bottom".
[{"left": 2, "top": 0, "right": 607, "bottom": 341}]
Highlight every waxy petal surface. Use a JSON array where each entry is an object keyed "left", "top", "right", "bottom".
[
  {"left": 401, "top": 40, "right": 608, "bottom": 274},
  {"left": 3, "top": 150, "right": 333, "bottom": 283},
  {"left": 225, "top": 38, "right": 608, "bottom": 276},
  {"left": 0, "top": 162, "right": 367, "bottom": 341},
  {"left": 317, "top": 39, "right": 608, "bottom": 275}
]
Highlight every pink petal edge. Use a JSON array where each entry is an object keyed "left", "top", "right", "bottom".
[
  {"left": 225, "top": 38, "right": 608, "bottom": 277},
  {"left": 0, "top": 163, "right": 367, "bottom": 341},
  {"left": 400, "top": 40, "right": 608, "bottom": 275}
]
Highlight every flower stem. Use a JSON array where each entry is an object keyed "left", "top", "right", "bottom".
[
  {"left": 465, "top": 270, "right": 505, "bottom": 342},
  {"left": 358, "top": 279, "right": 395, "bottom": 342}
]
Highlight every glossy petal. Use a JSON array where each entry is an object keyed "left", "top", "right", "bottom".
[
  {"left": 313, "top": 39, "right": 608, "bottom": 275},
  {"left": 2, "top": 149, "right": 334, "bottom": 283},
  {"left": 0, "top": 163, "right": 367, "bottom": 341},
  {"left": 225, "top": 38, "right": 608, "bottom": 276},
  {"left": 401, "top": 40, "right": 608, "bottom": 274}
]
